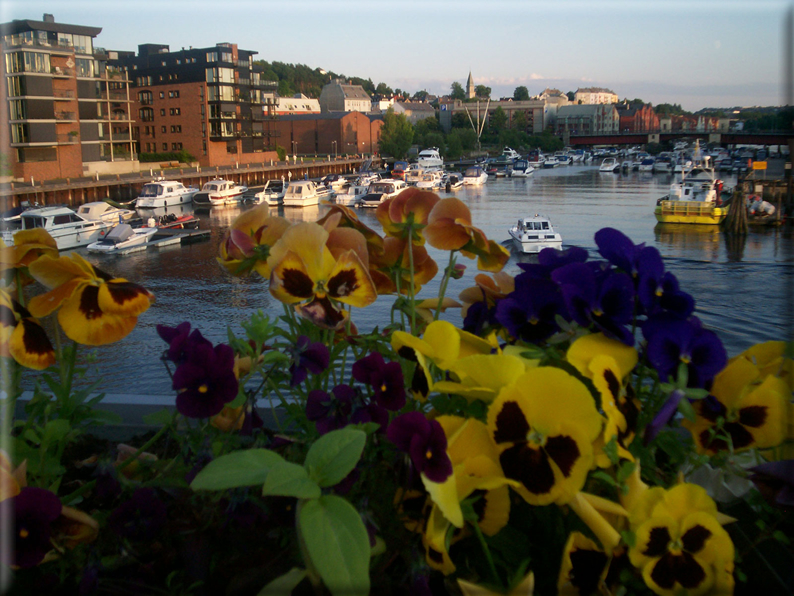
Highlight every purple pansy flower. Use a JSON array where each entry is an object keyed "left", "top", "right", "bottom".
[
  {"left": 306, "top": 385, "right": 355, "bottom": 435},
  {"left": 156, "top": 321, "right": 211, "bottom": 363},
  {"left": 2, "top": 487, "right": 62, "bottom": 568},
  {"left": 386, "top": 412, "right": 452, "bottom": 483},
  {"left": 352, "top": 352, "right": 406, "bottom": 411},
  {"left": 643, "top": 315, "right": 727, "bottom": 388},
  {"left": 108, "top": 488, "right": 167, "bottom": 541},
  {"left": 595, "top": 227, "right": 642, "bottom": 276},
  {"left": 495, "top": 277, "right": 565, "bottom": 343},
  {"left": 289, "top": 335, "right": 330, "bottom": 387},
  {"left": 749, "top": 460, "right": 794, "bottom": 507},
  {"left": 551, "top": 262, "right": 635, "bottom": 345},
  {"left": 644, "top": 389, "right": 685, "bottom": 444},
  {"left": 172, "top": 341, "right": 238, "bottom": 418}
]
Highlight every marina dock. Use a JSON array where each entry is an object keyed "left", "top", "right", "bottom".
[{"left": 105, "top": 228, "right": 211, "bottom": 256}]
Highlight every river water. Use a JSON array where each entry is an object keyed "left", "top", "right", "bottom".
[{"left": 23, "top": 164, "right": 794, "bottom": 396}]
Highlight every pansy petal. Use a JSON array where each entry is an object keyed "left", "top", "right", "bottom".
[
  {"left": 326, "top": 249, "right": 377, "bottom": 307},
  {"left": 269, "top": 250, "right": 316, "bottom": 304},
  {"left": 57, "top": 285, "right": 138, "bottom": 345},
  {"left": 97, "top": 280, "right": 154, "bottom": 316},
  {"left": 422, "top": 471, "right": 463, "bottom": 529},
  {"left": 27, "top": 279, "right": 84, "bottom": 318},
  {"left": 10, "top": 319, "right": 55, "bottom": 370}
]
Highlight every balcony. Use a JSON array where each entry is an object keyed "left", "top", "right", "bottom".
[{"left": 51, "top": 67, "right": 74, "bottom": 77}]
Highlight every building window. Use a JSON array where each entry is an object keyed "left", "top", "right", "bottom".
[
  {"left": 138, "top": 91, "right": 153, "bottom": 105},
  {"left": 160, "top": 109, "right": 166, "bottom": 116},
  {"left": 159, "top": 91, "right": 165, "bottom": 99},
  {"left": 10, "top": 123, "right": 28, "bottom": 143},
  {"left": 169, "top": 108, "right": 181, "bottom": 116},
  {"left": 140, "top": 107, "right": 154, "bottom": 121},
  {"left": 75, "top": 58, "right": 95, "bottom": 77},
  {"left": 162, "top": 143, "right": 168, "bottom": 151},
  {"left": 168, "top": 90, "right": 180, "bottom": 98},
  {"left": 206, "top": 51, "right": 217, "bottom": 63},
  {"left": 171, "top": 125, "right": 182, "bottom": 133},
  {"left": 161, "top": 126, "right": 166, "bottom": 133},
  {"left": 202, "top": 140, "right": 207, "bottom": 155},
  {"left": 5, "top": 51, "right": 51, "bottom": 74}
]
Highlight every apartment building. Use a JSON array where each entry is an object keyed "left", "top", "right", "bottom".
[
  {"left": 111, "top": 42, "right": 279, "bottom": 167},
  {"left": 554, "top": 104, "right": 620, "bottom": 135},
  {"left": 574, "top": 87, "right": 619, "bottom": 105},
  {"left": 318, "top": 79, "right": 371, "bottom": 113},
  {"left": 437, "top": 98, "right": 547, "bottom": 134},
  {"left": 0, "top": 14, "right": 136, "bottom": 181}
]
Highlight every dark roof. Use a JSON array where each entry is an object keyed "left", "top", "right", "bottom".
[{"left": 0, "top": 18, "right": 102, "bottom": 38}]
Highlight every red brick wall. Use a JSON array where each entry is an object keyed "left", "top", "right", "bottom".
[{"left": 272, "top": 112, "right": 383, "bottom": 156}]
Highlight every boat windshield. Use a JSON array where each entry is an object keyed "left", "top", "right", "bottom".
[
  {"left": 524, "top": 221, "right": 549, "bottom": 230},
  {"left": 22, "top": 216, "right": 46, "bottom": 229},
  {"left": 140, "top": 184, "right": 163, "bottom": 197}
]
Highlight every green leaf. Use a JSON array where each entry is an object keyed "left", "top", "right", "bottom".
[
  {"left": 143, "top": 409, "right": 175, "bottom": 426},
  {"left": 190, "top": 449, "right": 285, "bottom": 491},
  {"left": 620, "top": 529, "right": 636, "bottom": 549},
  {"left": 677, "top": 396, "right": 697, "bottom": 422},
  {"left": 42, "top": 419, "right": 71, "bottom": 446},
  {"left": 304, "top": 428, "right": 366, "bottom": 488},
  {"left": 298, "top": 496, "right": 370, "bottom": 596},
  {"left": 257, "top": 568, "right": 307, "bottom": 595},
  {"left": 263, "top": 461, "right": 321, "bottom": 499}
]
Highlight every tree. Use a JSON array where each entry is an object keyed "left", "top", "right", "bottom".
[
  {"left": 450, "top": 82, "right": 466, "bottom": 100},
  {"left": 412, "top": 90, "right": 429, "bottom": 102},
  {"left": 491, "top": 106, "right": 508, "bottom": 132},
  {"left": 379, "top": 108, "right": 414, "bottom": 159},
  {"left": 375, "top": 82, "right": 393, "bottom": 96},
  {"left": 475, "top": 85, "right": 491, "bottom": 99},
  {"left": 566, "top": 91, "right": 575, "bottom": 102},
  {"left": 513, "top": 86, "right": 529, "bottom": 101},
  {"left": 512, "top": 111, "right": 528, "bottom": 132}
]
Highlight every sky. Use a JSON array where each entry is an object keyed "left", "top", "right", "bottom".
[{"left": 2, "top": 0, "right": 792, "bottom": 112}]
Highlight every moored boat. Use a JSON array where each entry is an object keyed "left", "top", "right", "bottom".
[
  {"left": 87, "top": 223, "right": 158, "bottom": 254},
  {"left": 508, "top": 215, "right": 563, "bottom": 253},
  {"left": 192, "top": 179, "right": 247, "bottom": 207},
  {"left": 357, "top": 179, "right": 407, "bottom": 208},
  {"left": 416, "top": 147, "right": 444, "bottom": 169},
  {"left": 599, "top": 157, "right": 620, "bottom": 172},
  {"left": 1, "top": 206, "right": 110, "bottom": 250},
  {"left": 143, "top": 213, "right": 200, "bottom": 230},
  {"left": 282, "top": 180, "right": 323, "bottom": 207},
  {"left": 334, "top": 183, "right": 371, "bottom": 206},
  {"left": 76, "top": 201, "right": 137, "bottom": 225},
  {"left": 135, "top": 178, "right": 200, "bottom": 208},
  {"left": 248, "top": 180, "right": 286, "bottom": 206},
  {"left": 653, "top": 163, "right": 728, "bottom": 225},
  {"left": 462, "top": 165, "right": 488, "bottom": 185},
  {"left": 511, "top": 159, "right": 535, "bottom": 177}
]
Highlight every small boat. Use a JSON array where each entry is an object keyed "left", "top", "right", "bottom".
[
  {"left": 76, "top": 201, "right": 137, "bottom": 225},
  {"left": 599, "top": 157, "right": 620, "bottom": 172},
  {"left": 502, "top": 147, "right": 521, "bottom": 161},
  {"left": 462, "top": 165, "right": 488, "bottom": 186},
  {"left": 416, "top": 170, "right": 445, "bottom": 190},
  {"left": 554, "top": 153, "right": 572, "bottom": 166},
  {"left": 282, "top": 180, "right": 323, "bottom": 207},
  {"left": 391, "top": 161, "right": 409, "bottom": 180},
  {"left": 357, "top": 179, "right": 407, "bottom": 208},
  {"left": 135, "top": 178, "right": 200, "bottom": 209},
  {"left": 442, "top": 173, "right": 464, "bottom": 191},
  {"left": 143, "top": 213, "right": 200, "bottom": 230},
  {"left": 508, "top": 215, "right": 563, "bottom": 254},
  {"left": 192, "top": 179, "right": 247, "bottom": 207},
  {"left": 527, "top": 150, "right": 545, "bottom": 168},
  {"left": 87, "top": 223, "right": 158, "bottom": 254},
  {"left": 1, "top": 206, "right": 110, "bottom": 250},
  {"left": 653, "top": 164, "right": 728, "bottom": 225},
  {"left": 405, "top": 164, "right": 425, "bottom": 186},
  {"left": 248, "top": 180, "right": 286, "bottom": 206},
  {"left": 416, "top": 147, "right": 444, "bottom": 169},
  {"left": 511, "top": 159, "right": 535, "bottom": 177},
  {"left": 335, "top": 183, "right": 371, "bottom": 206},
  {"left": 543, "top": 156, "right": 559, "bottom": 169},
  {"left": 321, "top": 174, "right": 348, "bottom": 193},
  {"left": 638, "top": 157, "right": 655, "bottom": 172},
  {"left": 486, "top": 156, "right": 514, "bottom": 177}
]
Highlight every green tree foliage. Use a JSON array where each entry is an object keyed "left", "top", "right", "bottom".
[
  {"left": 450, "top": 113, "right": 470, "bottom": 129},
  {"left": 474, "top": 85, "right": 491, "bottom": 99},
  {"left": 511, "top": 111, "right": 528, "bottom": 132},
  {"left": 255, "top": 60, "right": 337, "bottom": 98},
  {"left": 566, "top": 91, "right": 575, "bottom": 101},
  {"left": 527, "top": 131, "right": 563, "bottom": 153},
  {"left": 424, "top": 132, "right": 446, "bottom": 155},
  {"left": 490, "top": 106, "right": 508, "bottom": 132},
  {"left": 513, "top": 86, "right": 530, "bottom": 101},
  {"left": 413, "top": 90, "right": 430, "bottom": 102},
  {"left": 656, "top": 103, "right": 689, "bottom": 115},
  {"left": 375, "top": 82, "right": 393, "bottom": 96},
  {"left": 379, "top": 108, "right": 414, "bottom": 159},
  {"left": 450, "top": 82, "right": 466, "bottom": 100},
  {"left": 446, "top": 133, "right": 463, "bottom": 159}
]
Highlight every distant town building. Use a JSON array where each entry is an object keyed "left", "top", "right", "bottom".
[
  {"left": 318, "top": 79, "right": 371, "bottom": 113},
  {"left": 574, "top": 87, "right": 618, "bottom": 105},
  {"left": 110, "top": 42, "right": 279, "bottom": 167},
  {"left": 537, "top": 88, "right": 569, "bottom": 105},
  {"left": 616, "top": 102, "right": 660, "bottom": 133},
  {"left": 0, "top": 13, "right": 136, "bottom": 180},
  {"left": 658, "top": 114, "right": 728, "bottom": 133},
  {"left": 275, "top": 93, "right": 320, "bottom": 115},
  {"left": 272, "top": 112, "right": 383, "bottom": 156},
  {"left": 555, "top": 104, "right": 620, "bottom": 135},
  {"left": 392, "top": 101, "right": 436, "bottom": 125},
  {"left": 466, "top": 71, "right": 475, "bottom": 100},
  {"left": 438, "top": 98, "right": 546, "bottom": 134}
]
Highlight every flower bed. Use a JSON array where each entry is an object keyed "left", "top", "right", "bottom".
[{"left": 1, "top": 189, "right": 793, "bottom": 595}]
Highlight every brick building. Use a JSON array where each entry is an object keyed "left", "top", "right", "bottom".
[
  {"left": 272, "top": 112, "right": 383, "bottom": 157},
  {"left": 110, "top": 42, "right": 279, "bottom": 167},
  {"left": 554, "top": 104, "right": 620, "bottom": 135},
  {"left": 616, "top": 102, "right": 660, "bottom": 133},
  {"left": 1, "top": 14, "right": 136, "bottom": 181},
  {"left": 438, "top": 98, "right": 546, "bottom": 134}
]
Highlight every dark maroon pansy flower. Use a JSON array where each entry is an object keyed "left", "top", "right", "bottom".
[
  {"left": 156, "top": 322, "right": 211, "bottom": 363},
  {"left": 289, "top": 335, "right": 330, "bottom": 387},
  {"left": 351, "top": 402, "right": 389, "bottom": 431},
  {"left": 172, "top": 341, "right": 239, "bottom": 418},
  {"left": 352, "top": 352, "right": 406, "bottom": 411},
  {"left": 108, "top": 488, "right": 167, "bottom": 542},
  {"left": 386, "top": 412, "right": 452, "bottom": 483},
  {"left": 3, "top": 486, "right": 62, "bottom": 569},
  {"left": 643, "top": 315, "right": 727, "bottom": 388},
  {"left": 306, "top": 385, "right": 355, "bottom": 435}
]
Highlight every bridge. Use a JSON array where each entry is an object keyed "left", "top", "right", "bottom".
[{"left": 566, "top": 130, "right": 794, "bottom": 147}]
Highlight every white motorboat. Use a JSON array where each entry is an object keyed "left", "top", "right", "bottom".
[
  {"left": 416, "top": 170, "right": 445, "bottom": 190},
  {"left": 502, "top": 147, "right": 521, "bottom": 161},
  {"left": 334, "top": 183, "right": 371, "bottom": 206},
  {"left": 554, "top": 152, "right": 572, "bottom": 166},
  {"left": 405, "top": 164, "right": 425, "bottom": 186},
  {"left": 357, "top": 179, "right": 407, "bottom": 208},
  {"left": 416, "top": 147, "right": 444, "bottom": 169},
  {"left": 638, "top": 157, "right": 655, "bottom": 172},
  {"left": 282, "top": 180, "right": 323, "bottom": 207},
  {"left": 192, "top": 179, "right": 247, "bottom": 207},
  {"left": 76, "top": 201, "right": 137, "bottom": 225},
  {"left": 320, "top": 174, "right": 348, "bottom": 193},
  {"left": 527, "top": 150, "right": 545, "bottom": 168},
  {"left": 462, "top": 165, "right": 488, "bottom": 186},
  {"left": 508, "top": 215, "right": 563, "bottom": 254},
  {"left": 135, "top": 178, "right": 200, "bottom": 208},
  {"left": 599, "top": 157, "right": 620, "bottom": 172},
  {"left": 86, "top": 223, "right": 158, "bottom": 254},
  {"left": 442, "top": 173, "right": 464, "bottom": 191},
  {"left": 543, "top": 156, "right": 559, "bottom": 169},
  {"left": 249, "top": 180, "right": 287, "bottom": 206},
  {"left": 1, "top": 206, "right": 110, "bottom": 251},
  {"left": 511, "top": 159, "right": 535, "bottom": 177}
]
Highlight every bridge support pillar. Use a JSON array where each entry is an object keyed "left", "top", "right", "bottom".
[
  {"left": 648, "top": 133, "right": 660, "bottom": 144},
  {"left": 709, "top": 133, "right": 721, "bottom": 145}
]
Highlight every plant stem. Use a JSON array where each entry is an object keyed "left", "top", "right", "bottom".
[
  {"left": 406, "top": 223, "right": 416, "bottom": 333},
  {"left": 472, "top": 521, "right": 501, "bottom": 588},
  {"left": 434, "top": 251, "right": 456, "bottom": 321}
]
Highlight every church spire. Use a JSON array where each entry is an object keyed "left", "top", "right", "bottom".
[{"left": 466, "top": 71, "right": 475, "bottom": 99}]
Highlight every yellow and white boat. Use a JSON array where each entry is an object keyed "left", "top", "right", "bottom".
[
  {"left": 654, "top": 199, "right": 726, "bottom": 225},
  {"left": 653, "top": 158, "right": 728, "bottom": 225}
]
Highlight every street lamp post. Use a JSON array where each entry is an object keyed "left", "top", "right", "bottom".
[
  {"left": 332, "top": 140, "right": 337, "bottom": 159},
  {"left": 291, "top": 140, "right": 297, "bottom": 160}
]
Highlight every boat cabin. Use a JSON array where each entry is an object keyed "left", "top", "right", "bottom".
[{"left": 517, "top": 218, "right": 552, "bottom": 232}]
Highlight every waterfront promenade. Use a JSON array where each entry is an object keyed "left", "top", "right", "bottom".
[{"left": 0, "top": 155, "right": 373, "bottom": 209}]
